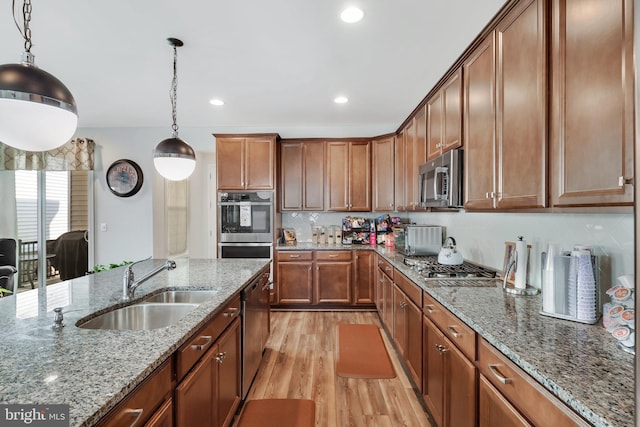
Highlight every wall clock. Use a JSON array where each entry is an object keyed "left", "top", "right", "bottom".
[{"left": 106, "top": 159, "right": 144, "bottom": 197}]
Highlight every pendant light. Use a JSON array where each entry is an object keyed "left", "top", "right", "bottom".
[
  {"left": 0, "top": 0, "right": 78, "bottom": 151},
  {"left": 154, "top": 38, "right": 196, "bottom": 181}
]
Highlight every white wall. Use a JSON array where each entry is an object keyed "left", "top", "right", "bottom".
[
  {"left": 79, "top": 126, "right": 217, "bottom": 265},
  {"left": 282, "top": 210, "right": 634, "bottom": 289}
]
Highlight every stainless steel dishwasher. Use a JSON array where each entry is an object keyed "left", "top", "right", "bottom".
[{"left": 241, "top": 269, "right": 271, "bottom": 399}]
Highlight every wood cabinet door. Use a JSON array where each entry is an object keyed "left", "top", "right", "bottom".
[
  {"left": 405, "top": 298, "right": 423, "bottom": 392},
  {"left": 479, "top": 375, "right": 532, "bottom": 427},
  {"left": 392, "top": 285, "right": 406, "bottom": 356},
  {"left": 375, "top": 266, "right": 385, "bottom": 314},
  {"left": 423, "top": 316, "right": 444, "bottom": 427},
  {"left": 145, "top": 398, "right": 173, "bottom": 427},
  {"left": 280, "top": 141, "right": 303, "bottom": 211},
  {"left": 303, "top": 142, "right": 325, "bottom": 210},
  {"left": 216, "top": 138, "right": 245, "bottom": 190},
  {"left": 175, "top": 346, "right": 216, "bottom": 427},
  {"left": 551, "top": 0, "right": 634, "bottom": 206},
  {"left": 445, "top": 335, "right": 477, "bottom": 427},
  {"left": 245, "top": 137, "right": 275, "bottom": 190},
  {"left": 276, "top": 261, "right": 313, "bottom": 304},
  {"left": 348, "top": 141, "right": 371, "bottom": 211},
  {"left": 394, "top": 132, "right": 405, "bottom": 211},
  {"left": 216, "top": 319, "right": 240, "bottom": 427},
  {"left": 382, "top": 271, "right": 394, "bottom": 331},
  {"left": 372, "top": 136, "right": 395, "bottom": 211},
  {"left": 496, "top": 0, "right": 547, "bottom": 209},
  {"left": 443, "top": 68, "right": 463, "bottom": 152},
  {"left": 463, "top": 34, "right": 496, "bottom": 210},
  {"left": 326, "top": 141, "right": 349, "bottom": 211},
  {"left": 315, "top": 261, "right": 352, "bottom": 304},
  {"left": 354, "top": 250, "right": 374, "bottom": 305},
  {"left": 427, "top": 91, "right": 443, "bottom": 161}
]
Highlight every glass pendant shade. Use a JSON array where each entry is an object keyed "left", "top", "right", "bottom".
[
  {"left": 154, "top": 136, "right": 196, "bottom": 181},
  {"left": 0, "top": 61, "right": 78, "bottom": 151}
]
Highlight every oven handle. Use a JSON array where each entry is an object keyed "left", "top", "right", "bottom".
[
  {"left": 218, "top": 243, "right": 273, "bottom": 247},
  {"left": 219, "top": 202, "right": 272, "bottom": 206}
]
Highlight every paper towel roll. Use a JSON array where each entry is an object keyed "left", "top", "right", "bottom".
[
  {"left": 542, "top": 244, "right": 560, "bottom": 313},
  {"left": 514, "top": 238, "right": 528, "bottom": 290}
]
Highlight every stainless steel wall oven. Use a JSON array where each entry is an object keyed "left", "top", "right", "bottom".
[{"left": 218, "top": 191, "right": 273, "bottom": 243}]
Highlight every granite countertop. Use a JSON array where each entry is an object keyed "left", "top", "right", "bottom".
[
  {"left": 0, "top": 258, "right": 270, "bottom": 427},
  {"left": 276, "top": 243, "right": 634, "bottom": 427}
]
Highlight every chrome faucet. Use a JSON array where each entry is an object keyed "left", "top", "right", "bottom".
[{"left": 122, "top": 258, "right": 176, "bottom": 301}]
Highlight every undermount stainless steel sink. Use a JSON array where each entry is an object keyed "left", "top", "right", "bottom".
[
  {"left": 142, "top": 290, "right": 218, "bottom": 304},
  {"left": 77, "top": 303, "right": 198, "bottom": 330}
]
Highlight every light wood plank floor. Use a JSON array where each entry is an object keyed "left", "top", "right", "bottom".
[{"left": 235, "top": 311, "right": 434, "bottom": 427}]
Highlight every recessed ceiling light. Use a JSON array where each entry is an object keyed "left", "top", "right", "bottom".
[
  {"left": 340, "top": 7, "right": 363, "bottom": 23},
  {"left": 334, "top": 96, "right": 349, "bottom": 104},
  {"left": 209, "top": 99, "right": 224, "bottom": 106}
]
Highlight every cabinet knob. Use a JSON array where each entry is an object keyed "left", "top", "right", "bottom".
[
  {"left": 424, "top": 304, "right": 435, "bottom": 314},
  {"left": 223, "top": 308, "right": 238, "bottom": 318}
]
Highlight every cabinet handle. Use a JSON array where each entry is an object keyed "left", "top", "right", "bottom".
[
  {"left": 389, "top": 203, "right": 394, "bottom": 208},
  {"left": 329, "top": 254, "right": 339, "bottom": 258},
  {"left": 488, "top": 364, "right": 512, "bottom": 384},
  {"left": 224, "top": 308, "right": 238, "bottom": 318},
  {"left": 190, "top": 335, "right": 212, "bottom": 351},
  {"left": 485, "top": 192, "right": 495, "bottom": 199},
  {"left": 289, "top": 254, "right": 301, "bottom": 258},
  {"left": 216, "top": 351, "right": 227, "bottom": 363},
  {"left": 447, "top": 325, "right": 461, "bottom": 338},
  {"left": 123, "top": 408, "right": 144, "bottom": 427},
  {"left": 619, "top": 176, "right": 633, "bottom": 186},
  {"left": 424, "top": 304, "right": 435, "bottom": 314}
]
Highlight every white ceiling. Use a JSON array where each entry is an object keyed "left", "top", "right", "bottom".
[{"left": 0, "top": 0, "right": 507, "bottom": 138}]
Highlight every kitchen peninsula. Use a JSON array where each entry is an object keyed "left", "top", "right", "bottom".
[
  {"left": 0, "top": 258, "right": 270, "bottom": 426},
  {"left": 274, "top": 243, "right": 634, "bottom": 427}
]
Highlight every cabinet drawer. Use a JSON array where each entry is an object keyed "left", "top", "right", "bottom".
[
  {"left": 176, "top": 295, "right": 240, "bottom": 381},
  {"left": 423, "top": 292, "right": 476, "bottom": 360},
  {"left": 277, "top": 251, "right": 313, "bottom": 261},
  {"left": 315, "top": 250, "right": 352, "bottom": 261},
  {"left": 394, "top": 271, "right": 422, "bottom": 307},
  {"left": 377, "top": 257, "right": 394, "bottom": 280},
  {"left": 97, "top": 360, "right": 172, "bottom": 427},
  {"left": 478, "top": 338, "right": 590, "bottom": 427}
]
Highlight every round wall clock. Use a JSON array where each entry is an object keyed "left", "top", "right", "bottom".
[{"left": 106, "top": 159, "right": 144, "bottom": 197}]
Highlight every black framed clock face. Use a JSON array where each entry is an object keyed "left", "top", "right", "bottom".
[{"left": 106, "top": 159, "right": 144, "bottom": 197}]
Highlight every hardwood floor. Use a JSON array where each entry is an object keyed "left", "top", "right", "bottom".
[{"left": 236, "top": 311, "right": 434, "bottom": 426}]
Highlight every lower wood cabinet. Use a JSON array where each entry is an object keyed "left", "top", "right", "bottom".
[
  {"left": 477, "top": 338, "right": 590, "bottom": 427},
  {"left": 479, "top": 375, "right": 532, "bottom": 427},
  {"left": 275, "top": 249, "right": 375, "bottom": 307},
  {"left": 423, "top": 316, "right": 476, "bottom": 427},
  {"left": 97, "top": 360, "right": 173, "bottom": 427},
  {"left": 175, "top": 318, "right": 241, "bottom": 427}
]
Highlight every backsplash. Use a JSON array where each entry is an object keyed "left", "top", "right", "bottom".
[{"left": 281, "top": 211, "right": 634, "bottom": 289}]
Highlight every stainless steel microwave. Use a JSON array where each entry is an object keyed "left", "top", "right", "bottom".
[{"left": 419, "top": 149, "right": 463, "bottom": 208}]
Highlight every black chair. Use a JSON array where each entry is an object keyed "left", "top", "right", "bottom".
[
  {"left": 0, "top": 265, "right": 17, "bottom": 294},
  {"left": 0, "top": 238, "right": 17, "bottom": 268}
]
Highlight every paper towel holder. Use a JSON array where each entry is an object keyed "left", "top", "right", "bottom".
[{"left": 500, "top": 240, "right": 539, "bottom": 296}]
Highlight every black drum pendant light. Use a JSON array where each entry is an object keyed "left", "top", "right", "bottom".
[
  {"left": 153, "top": 38, "right": 196, "bottom": 181},
  {"left": 0, "top": 0, "right": 78, "bottom": 151}
]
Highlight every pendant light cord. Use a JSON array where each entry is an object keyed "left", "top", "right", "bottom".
[
  {"left": 170, "top": 44, "right": 179, "bottom": 137},
  {"left": 12, "top": 0, "right": 33, "bottom": 53}
]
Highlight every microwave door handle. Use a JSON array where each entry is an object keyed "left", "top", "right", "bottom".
[{"left": 435, "top": 167, "right": 449, "bottom": 200}]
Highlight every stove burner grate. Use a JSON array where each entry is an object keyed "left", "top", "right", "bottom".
[{"left": 403, "top": 255, "right": 497, "bottom": 279}]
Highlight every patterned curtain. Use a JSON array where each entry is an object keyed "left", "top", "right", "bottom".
[{"left": 0, "top": 138, "right": 95, "bottom": 171}]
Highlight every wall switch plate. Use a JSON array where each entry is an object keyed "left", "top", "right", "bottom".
[{"left": 100, "top": 223, "right": 107, "bottom": 232}]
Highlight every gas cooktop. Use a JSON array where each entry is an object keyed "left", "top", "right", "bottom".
[{"left": 403, "top": 255, "right": 497, "bottom": 280}]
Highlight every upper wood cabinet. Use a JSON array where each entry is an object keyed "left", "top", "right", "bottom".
[
  {"left": 326, "top": 141, "right": 371, "bottom": 211},
  {"left": 403, "top": 106, "right": 427, "bottom": 211},
  {"left": 280, "top": 141, "right": 325, "bottom": 211},
  {"left": 427, "top": 68, "right": 463, "bottom": 161},
  {"left": 372, "top": 135, "right": 396, "bottom": 211},
  {"left": 394, "top": 130, "right": 406, "bottom": 211},
  {"left": 465, "top": 0, "right": 547, "bottom": 210},
  {"left": 215, "top": 134, "right": 277, "bottom": 190},
  {"left": 550, "top": 0, "right": 634, "bottom": 207}
]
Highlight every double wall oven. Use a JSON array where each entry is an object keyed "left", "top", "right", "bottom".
[{"left": 217, "top": 191, "right": 274, "bottom": 259}]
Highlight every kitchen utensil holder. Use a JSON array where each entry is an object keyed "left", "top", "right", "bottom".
[{"left": 539, "top": 252, "right": 601, "bottom": 325}]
